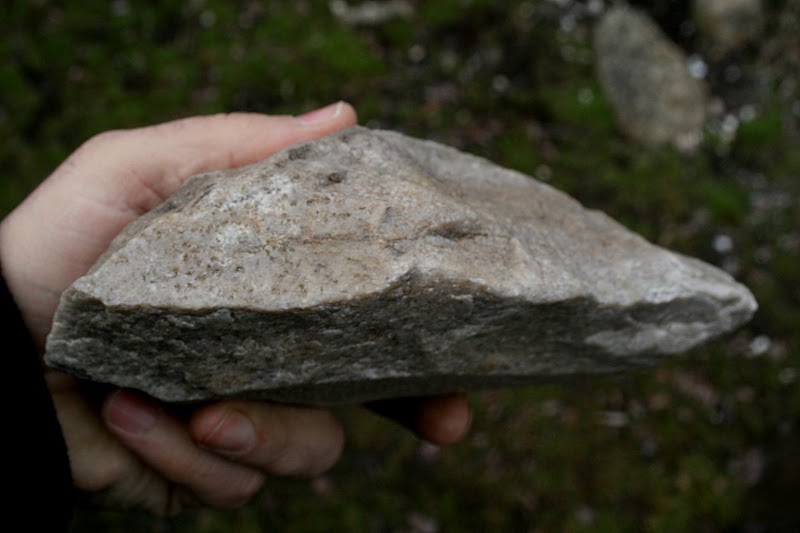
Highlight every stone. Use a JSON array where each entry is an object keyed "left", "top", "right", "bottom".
[
  {"left": 44, "top": 126, "right": 756, "bottom": 405},
  {"left": 694, "top": 0, "right": 764, "bottom": 53},
  {"left": 329, "top": 0, "right": 413, "bottom": 26},
  {"left": 594, "top": 5, "right": 706, "bottom": 151}
]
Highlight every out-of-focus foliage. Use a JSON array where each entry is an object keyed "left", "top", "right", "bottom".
[{"left": 2, "top": 1, "right": 798, "bottom": 531}]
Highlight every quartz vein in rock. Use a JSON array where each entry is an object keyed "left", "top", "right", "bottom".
[{"left": 44, "top": 126, "right": 756, "bottom": 404}]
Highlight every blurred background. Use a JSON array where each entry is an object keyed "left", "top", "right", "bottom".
[{"left": 2, "top": 1, "right": 798, "bottom": 531}]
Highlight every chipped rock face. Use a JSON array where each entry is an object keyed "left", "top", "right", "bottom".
[
  {"left": 44, "top": 126, "right": 756, "bottom": 405},
  {"left": 594, "top": 6, "right": 707, "bottom": 151}
]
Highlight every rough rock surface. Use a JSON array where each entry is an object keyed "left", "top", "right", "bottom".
[
  {"left": 44, "top": 126, "right": 756, "bottom": 405},
  {"left": 594, "top": 5, "right": 706, "bottom": 151}
]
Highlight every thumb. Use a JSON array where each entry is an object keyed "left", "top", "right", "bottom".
[
  {"left": 56, "top": 101, "right": 358, "bottom": 219},
  {"left": 0, "top": 102, "right": 357, "bottom": 346}
]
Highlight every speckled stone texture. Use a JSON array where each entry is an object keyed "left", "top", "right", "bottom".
[
  {"left": 595, "top": 5, "right": 706, "bottom": 151},
  {"left": 44, "top": 126, "right": 756, "bottom": 405}
]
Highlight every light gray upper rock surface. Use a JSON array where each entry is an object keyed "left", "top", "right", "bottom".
[{"left": 44, "top": 126, "right": 756, "bottom": 404}]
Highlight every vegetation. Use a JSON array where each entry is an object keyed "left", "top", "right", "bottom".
[{"left": 2, "top": 1, "right": 798, "bottom": 531}]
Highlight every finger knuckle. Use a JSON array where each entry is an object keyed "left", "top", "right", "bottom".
[
  {"left": 72, "top": 447, "right": 135, "bottom": 493},
  {"left": 271, "top": 450, "right": 314, "bottom": 477},
  {"left": 311, "top": 423, "right": 345, "bottom": 475},
  {"left": 220, "top": 472, "right": 265, "bottom": 509},
  {"left": 83, "top": 129, "right": 128, "bottom": 151},
  {"left": 260, "top": 414, "right": 292, "bottom": 467},
  {"left": 277, "top": 416, "right": 345, "bottom": 477}
]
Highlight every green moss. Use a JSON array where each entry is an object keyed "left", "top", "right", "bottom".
[{"left": 733, "top": 106, "right": 784, "bottom": 165}]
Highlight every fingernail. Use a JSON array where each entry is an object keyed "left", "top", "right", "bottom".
[
  {"left": 106, "top": 390, "right": 157, "bottom": 435},
  {"left": 202, "top": 410, "right": 256, "bottom": 455},
  {"left": 297, "top": 101, "right": 344, "bottom": 125}
]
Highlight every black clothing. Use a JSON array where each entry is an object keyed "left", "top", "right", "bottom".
[{"left": 3, "top": 271, "right": 74, "bottom": 530}]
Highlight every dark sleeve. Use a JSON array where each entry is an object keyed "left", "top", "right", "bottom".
[{"left": 3, "top": 272, "right": 74, "bottom": 530}]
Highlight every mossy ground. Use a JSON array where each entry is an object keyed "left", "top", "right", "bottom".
[{"left": 2, "top": 1, "right": 798, "bottom": 531}]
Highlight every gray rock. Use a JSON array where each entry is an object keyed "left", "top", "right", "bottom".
[
  {"left": 595, "top": 5, "right": 707, "bottom": 151},
  {"left": 694, "top": 0, "right": 764, "bottom": 53},
  {"left": 330, "top": 0, "right": 413, "bottom": 26},
  {"left": 44, "top": 126, "right": 756, "bottom": 405}
]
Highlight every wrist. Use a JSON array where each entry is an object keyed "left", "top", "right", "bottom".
[{"left": 0, "top": 210, "right": 53, "bottom": 352}]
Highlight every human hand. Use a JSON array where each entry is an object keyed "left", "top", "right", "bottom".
[{"left": 0, "top": 103, "right": 471, "bottom": 514}]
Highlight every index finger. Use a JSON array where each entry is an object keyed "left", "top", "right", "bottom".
[{"left": 367, "top": 393, "right": 473, "bottom": 445}]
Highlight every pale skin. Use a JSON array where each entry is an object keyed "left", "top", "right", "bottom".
[{"left": 0, "top": 102, "right": 471, "bottom": 515}]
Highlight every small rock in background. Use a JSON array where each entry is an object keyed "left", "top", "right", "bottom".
[
  {"left": 330, "top": 0, "right": 413, "bottom": 26},
  {"left": 694, "top": 0, "right": 765, "bottom": 54},
  {"left": 594, "top": 5, "right": 707, "bottom": 151},
  {"left": 44, "top": 127, "right": 756, "bottom": 405}
]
